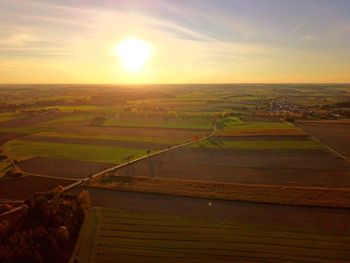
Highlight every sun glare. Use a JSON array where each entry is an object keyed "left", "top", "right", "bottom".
[{"left": 115, "top": 37, "right": 151, "bottom": 72}]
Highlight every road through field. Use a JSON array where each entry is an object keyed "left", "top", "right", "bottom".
[{"left": 79, "top": 127, "right": 216, "bottom": 183}]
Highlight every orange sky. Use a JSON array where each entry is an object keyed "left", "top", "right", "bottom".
[{"left": 0, "top": 0, "right": 350, "bottom": 84}]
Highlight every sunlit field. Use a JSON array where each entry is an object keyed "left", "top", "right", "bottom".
[{"left": 1, "top": 0, "right": 350, "bottom": 262}]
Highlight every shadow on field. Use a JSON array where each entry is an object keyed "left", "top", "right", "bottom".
[{"left": 197, "top": 137, "right": 226, "bottom": 158}]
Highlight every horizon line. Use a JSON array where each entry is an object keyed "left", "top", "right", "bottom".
[{"left": 0, "top": 82, "right": 349, "bottom": 86}]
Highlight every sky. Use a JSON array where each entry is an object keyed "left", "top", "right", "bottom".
[{"left": 0, "top": 0, "right": 350, "bottom": 84}]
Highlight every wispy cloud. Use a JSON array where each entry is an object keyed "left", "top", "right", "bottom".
[
  {"left": 0, "top": 0, "right": 350, "bottom": 83},
  {"left": 293, "top": 22, "right": 306, "bottom": 33},
  {"left": 0, "top": 33, "right": 37, "bottom": 47},
  {"left": 303, "top": 35, "right": 317, "bottom": 42}
]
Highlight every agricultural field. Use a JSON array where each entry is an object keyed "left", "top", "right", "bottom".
[
  {"left": 103, "top": 117, "right": 212, "bottom": 130},
  {"left": 217, "top": 117, "right": 305, "bottom": 136},
  {"left": 71, "top": 190, "right": 350, "bottom": 263},
  {"left": 4, "top": 139, "right": 147, "bottom": 164},
  {"left": 1, "top": 84, "right": 350, "bottom": 192},
  {"left": 17, "top": 157, "right": 114, "bottom": 179},
  {"left": 0, "top": 84, "right": 350, "bottom": 262},
  {"left": 0, "top": 175, "right": 74, "bottom": 200},
  {"left": 0, "top": 112, "right": 22, "bottom": 123},
  {"left": 98, "top": 135, "right": 350, "bottom": 189},
  {"left": 297, "top": 121, "right": 350, "bottom": 161}
]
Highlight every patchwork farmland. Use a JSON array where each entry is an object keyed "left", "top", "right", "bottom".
[{"left": 1, "top": 84, "right": 350, "bottom": 262}]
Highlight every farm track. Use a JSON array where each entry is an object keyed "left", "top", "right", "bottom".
[
  {"left": 296, "top": 122, "right": 350, "bottom": 157},
  {"left": 21, "top": 171, "right": 80, "bottom": 181},
  {"left": 310, "top": 135, "right": 349, "bottom": 163},
  {"left": 80, "top": 128, "right": 216, "bottom": 183},
  {"left": 2, "top": 121, "right": 350, "bottom": 218}
]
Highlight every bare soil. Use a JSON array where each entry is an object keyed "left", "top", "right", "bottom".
[
  {"left": 0, "top": 112, "right": 70, "bottom": 128},
  {"left": 0, "top": 175, "right": 73, "bottom": 200},
  {"left": 297, "top": 122, "right": 350, "bottom": 156},
  {"left": 218, "top": 129, "right": 304, "bottom": 136},
  {"left": 0, "top": 133, "right": 23, "bottom": 146},
  {"left": 18, "top": 157, "right": 114, "bottom": 179},
  {"left": 71, "top": 186, "right": 350, "bottom": 232},
  {"left": 112, "top": 147, "right": 350, "bottom": 187}
]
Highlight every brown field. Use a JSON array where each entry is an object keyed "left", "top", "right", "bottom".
[
  {"left": 240, "top": 116, "right": 285, "bottom": 122},
  {"left": 0, "top": 112, "right": 69, "bottom": 128},
  {"left": 217, "top": 118, "right": 305, "bottom": 137},
  {"left": 72, "top": 186, "right": 350, "bottom": 231},
  {"left": 88, "top": 175, "right": 350, "bottom": 208},
  {"left": 297, "top": 120, "right": 350, "bottom": 125},
  {"left": 18, "top": 157, "right": 114, "bottom": 179},
  {"left": 0, "top": 175, "right": 73, "bottom": 200},
  {"left": 297, "top": 122, "right": 350, "bottom": 157},
  {"left": 75, "top": 207, "right": 350, "bottom": 263},
  {"left": 109, "top": 147, "right": 350, "bottom": 187},
  {"left": 0, "top": 133, "right": 22, "bottom": 146},
  {"left": 21, "top": 135, "right": 167, "bottom": 150},
  {"left": 218, "top": 128, "right": 305, "bottom": 137}
]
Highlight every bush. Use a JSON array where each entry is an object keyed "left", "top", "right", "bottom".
[
  {"left": 0, "top": 152, "right": 7, "bottom": 160},
  {"left": 285, "top": 116, "right": 295, "bottom": 122},
  {"left": 5, "top": 169, "right": 23, "bottom": 178},
  {"left": 0, "top": 191, "right": 85, "bottom": 263}
]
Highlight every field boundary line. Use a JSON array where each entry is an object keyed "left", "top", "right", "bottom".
[
  {"left": 69, "top": 208, "right": 97, "bottom": 263},
  {"left": 309, "top": 136, "right": 349, "bottom": 163},
  {"left": 21, "top": 172, "right": 81, "bottom": 181}
]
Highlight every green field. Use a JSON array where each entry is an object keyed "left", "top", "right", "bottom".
[
  {"left": 0, "top": 112, "right": 22, "bottom": 123},
  {"left": 45, "top": 113, "right": 93, "bottom": 124},
  {"left": 31, "top": 105, "right": 102, "bottom": 112},
  {"left": 38, "top": 132, "right": 183, "bottom": 144},
  {"left": 0, "top": 126, "right": 53, "bottom": 135},
  {"left": 218, "top": 118, "right": 304, "bottom": 135},
  {"left": 0, "top": 160, "right": 11, "bottom": 178},
  {"left": 4, "top": 140, "right": 145, "bottom": 164},
  {"left": 73, "top": 207, "right": 350, "bottom": 263},
  {"left": 224, "top": 118, "right": 297, "bottom": 130}
]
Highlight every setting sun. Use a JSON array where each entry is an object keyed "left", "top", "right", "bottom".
[{"left": 115, "top": 37, "right": 151, "bottom": 72}]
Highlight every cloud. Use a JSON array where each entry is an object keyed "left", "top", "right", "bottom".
[
  {"left": 150, "top": 2, "right": 254, "bottom": 42},
  {"left": 292, "top": 22, "right": 317, "bottom": 43},
  {"left": 293, "top": 22, "right": 306, "bottom": 33},
  {"left": 303, "top": 35, "right": 317, "bottom": 42},
  {"left": 0, "top": 33, "right": 37, "bottom": 47}
]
